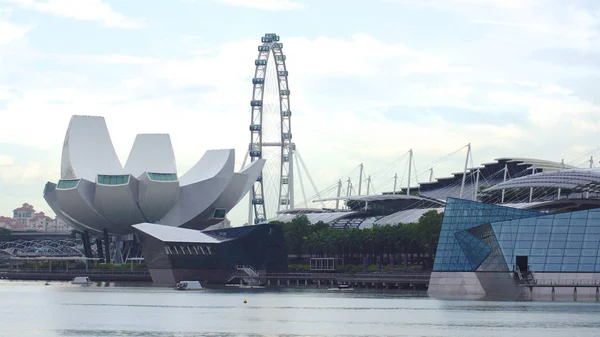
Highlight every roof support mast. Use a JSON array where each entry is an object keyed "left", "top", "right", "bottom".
[
  {"left": 366, "top": 175, "right": 371, "bottom": 195},
  {"left": 459, "top": 143, "right": 471, "bottom": 199},
  {"left": 473, "top": 169, "right": 480, "bottom": 201},
  {"left": 335, "top": 179, "right": 342, "bottom": 211},
  {"left": 407, "top": 149, "right": 413, "bottom": 196},
  {"left": 393, "top": 173, "right": 398, "bottom": 195},
  {"left": 501, "top": 164, "right": 508, "bottom": 204},
  {"left": 358, "top": 163, "right": 363, "bottom": 195},
  {"left": 346, "top": 178, "right": 352, "bottom": 197},
  {"left": 529, "top": 164, "right": 536, "bottom": 203}
]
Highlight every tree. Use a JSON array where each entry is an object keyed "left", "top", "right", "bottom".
[
  {"left": 278, "top": 210, "right": 444, "bottom": 271},
  {"left": 282, "top": 215, "right": 311, "bottom": 258},
  {"left": 0, "top": 227, "right": 11, "bottom": 235}
]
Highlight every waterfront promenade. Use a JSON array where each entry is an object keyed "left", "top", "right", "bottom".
[{"left": 0, "top": 268, "right": 431, "bottom": 288}]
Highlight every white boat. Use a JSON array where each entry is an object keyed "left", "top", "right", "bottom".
[
  {"left": 327, "top": 284, "right": 354, "bottom": 291},
  {"left": 175, "top": 280, "right": 204, "bottom": 290},
  {"left": 71, "top": 276, "right": 93, "bottom": 285}
]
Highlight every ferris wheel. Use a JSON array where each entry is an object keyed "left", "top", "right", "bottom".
[{"left": 246, "top": 33, "right": 294, "bottom": 224}]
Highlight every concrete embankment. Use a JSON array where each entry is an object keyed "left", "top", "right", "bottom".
[
  {"left": 0, "top": 269, "right": 431, "bottom": 289},
  {"left": 0, "top": 269, "right": 152, "bottom": 282}
]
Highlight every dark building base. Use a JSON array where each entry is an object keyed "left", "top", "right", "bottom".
[{"left": 135, "top": 223, "right": 288, "bottom": 285}]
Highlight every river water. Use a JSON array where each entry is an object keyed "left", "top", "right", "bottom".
[{"left": 1, "top": 281, "right": 599, "bottom": 337}]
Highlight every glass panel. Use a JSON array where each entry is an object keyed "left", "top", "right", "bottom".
[
  {"left": 148, "top": 173, "right": 177, "bottom": 181},
  {"left": 97, "top": 175, "right": 130, "bottom": 185},
  {"left": 530, "top": 248, "right": 546, "bottom": 256},
  {"left": 57, "top": 179, "right": 80, "bottom": 189},
  {"left": 544, "top": 264, "right": 561, "bottom": 271},
  {"left": 578, "top": 264, "right": 594, "bottom": 272},
  {"left": 579, "top": 256, "right": 595, "bottom": 264},
  {"left": 552, "top": 226, "right": 568, "bottom": 234},
  {"left": 567, "top": 233, "right": 584, "bottom": 241},
  {"left": 548, "top": 241, "right": 565, "bottom": 249}
]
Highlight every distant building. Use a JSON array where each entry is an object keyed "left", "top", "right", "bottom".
[
  {"left": 7, "top": 203, "right": 72, "bottom": 232},
  {"left": 12, "top": 203, "right": 35, "bottom": 225}
]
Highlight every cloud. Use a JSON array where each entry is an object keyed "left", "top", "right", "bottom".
[
  {"left": 0, "top": 10, "right": 33, "bottom": 44},
  {"left": 47, "top": 53, "right": 158, "bottom": 65},
  {"left": 5, "top": 0, "right": 143, "bottom": 28},
  {"left": 2, "top": 27, "right": 600, "bottom": 222},
  {"left": 213, "top": 0, "right": 307, "bottom": 10},
  {"left": 384, "top": 0, "right": 547, "bottom": 10},
  {"left": 0, "top": 155, "right": 13, "bottom": 166}
]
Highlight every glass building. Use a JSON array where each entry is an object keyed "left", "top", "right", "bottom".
[{"left": 429, "top": 198, "right": 600, "bottom": 300}]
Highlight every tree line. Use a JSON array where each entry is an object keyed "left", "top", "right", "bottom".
[{"left": 269, "top": 210, "right": 443, "bottom": 271}]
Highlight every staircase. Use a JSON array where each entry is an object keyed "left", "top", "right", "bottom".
[
  {"left": 514, "top": 264, "right": 536, "bottom": 285},
  {"left": 237, "top": 265, "right": 259, "bottom": 277},
  {"left": 225, "top": 265, "right": 262, "bottom": 286}
]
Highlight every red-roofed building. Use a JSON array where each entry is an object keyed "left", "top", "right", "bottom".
[
  {"left": 0, "top": 216, "right": 15, "bottom": 229},
  {"left": 6, "top": 203, "right": 72, "bottom": 232}
]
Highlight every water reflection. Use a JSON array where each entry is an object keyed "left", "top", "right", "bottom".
[{"left": 0, "top": 280, "right": 599, "bottom": 337}]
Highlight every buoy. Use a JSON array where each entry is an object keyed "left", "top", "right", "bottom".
[{"left": 243, "top": 299, "right": 247, "bottom": 304}]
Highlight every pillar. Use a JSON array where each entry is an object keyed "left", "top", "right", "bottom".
[
  {"left": 82, "top": 231, "right": 92, "bottom": 258},
  {"left": 551, "top": 287, "right": 555, "bottom": 301},
  {"left": 103, "top": 229, "right": 111, "bottom": 264},
  {"left": 96, "top": 238, "right": 104, "bottom": 260},
  {"left": 529, "top": 286, "right": 533, "bottom": 301},
  {"left": 574, "top": 287, "right": 577, "bottom": 301}
]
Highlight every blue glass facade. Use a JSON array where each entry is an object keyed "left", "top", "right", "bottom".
[
  {"left": 434, "top": 198, "right": 600, "bottom": 273},
  {"left": 433, "top": 198, "right": 542, "bottom": 271}
]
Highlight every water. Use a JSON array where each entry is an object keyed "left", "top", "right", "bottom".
[{"left": 1, "top": 281, "right": 600, "bottom": 337}]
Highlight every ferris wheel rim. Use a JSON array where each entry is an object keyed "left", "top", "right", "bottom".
[{"left": 248, "top": 33, "right": 294, "bottom": 224}]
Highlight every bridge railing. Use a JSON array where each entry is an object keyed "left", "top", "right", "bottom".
[
  {"left": 525, "top": 279, "right": 600, "bottom": 287},
  {"left": 262, "top": 271, "right": 431, "bottom": 281},
  {"left": 0, "top": 268, "right": 150, "bottom": 275}
]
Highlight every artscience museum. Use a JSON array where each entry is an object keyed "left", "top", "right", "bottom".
[
  {"left": 43, "top": 115, "right": 287, "bottom": 283},
  {"left": 44, "top": 115, "right": 265, "bottom": 235}
]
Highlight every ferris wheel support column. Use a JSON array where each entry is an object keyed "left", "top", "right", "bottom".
[
  {"left": 288, "top": 146, "right": 295, "bottom": 210},
  {"left": 248, "top": 190, "right": 253, "bottom": 226}
]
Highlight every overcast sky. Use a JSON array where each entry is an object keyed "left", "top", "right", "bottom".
[{"left": 0, "top": 0, "right": 599, "bottom": 225}]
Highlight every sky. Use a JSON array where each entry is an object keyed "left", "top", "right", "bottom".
[{"left": 1, "top": 0, "right": 600, "bottom": 225}]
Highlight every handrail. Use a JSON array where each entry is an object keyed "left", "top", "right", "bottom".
[
  {"left": 526, "top": 279, "right": 600, "bottom": 286},
  {"left": 0, "top": 269, "right": 150, "bottom": 275}
]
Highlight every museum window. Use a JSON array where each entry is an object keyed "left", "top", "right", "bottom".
[
  {"left": 57, "top": 179, "right": 80, "bottom": 189},
  {"left": 148, "top": 173, "right": 177, "bottom": 181},
  {"left": 213, "top": 209, "right": 227, "bottom": 219},
  {"left": 97, "top": 175, "right": 129, "bottom": 185}
]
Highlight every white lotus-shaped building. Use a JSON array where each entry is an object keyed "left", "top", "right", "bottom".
[{"left": 43, "top": 115, "right": 265, "bottom": 235}]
